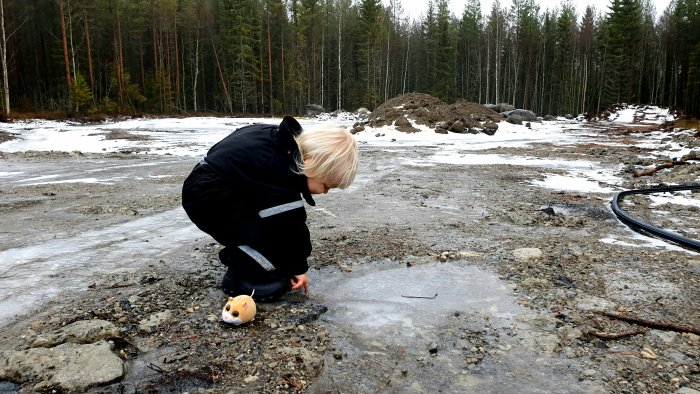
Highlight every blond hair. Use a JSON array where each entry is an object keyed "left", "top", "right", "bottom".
[{"left": 295, "top": 126, "right": 358, "bottom": 189}]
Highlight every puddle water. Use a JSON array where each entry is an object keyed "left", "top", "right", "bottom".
[{"left": 310, "top": 260, "right": 602, "bottom": 393}]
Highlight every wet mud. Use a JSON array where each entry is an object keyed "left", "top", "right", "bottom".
[{"left": 0, "top": 122, "right": 698, "bottom": 393}]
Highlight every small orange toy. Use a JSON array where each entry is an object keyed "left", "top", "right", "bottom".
[{"left": 221, "top": 292, "right": 257, "bottom": 325}]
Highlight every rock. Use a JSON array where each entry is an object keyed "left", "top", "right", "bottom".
[
  {"left": 0, "top": 341, "right": 124, "bottom": 392},
  {"left": 503, "top": 109, "right": 537, "bottom": 121},
  {"left": 512, "top": 247, "right": 543, "bottom": 261},
  {"left": 244, "top": 375, "right": 259, "bottom": 384},
  {"left": 428, "top": 341, "right": 438, "bottom": 354},
  {"left": 277, "top": 347, "right": 324, "bottom": 377},
  {"left": 449, "top": 120, "right": 465, "bottom": 133},
  {"left": 497, "top": 103, "right": 515, "bottom": 112},
  {"left": 564, "top": 114, "right": 574, "bottom": 119},
  {"left": 138, "top": 310, "right": 174, "bottom": 333},
  {"left": 677, "top": 388, "right": 700, "bottom": 394},
  {"left": 543, "top": 115, "right": 556, "bottom": 121},
  {"left": 31, "top": 320, "right": 122, "bottom": 348},
  {"left": 651, "top": 330, "right": 678, "bottom": 343},
  {"left": 0, "top": 381, "right": 20, "bottom": 392},
  {"left": 354, "top": 107, "right": 371, "bottom": 120},
  {"left": 506, "top": 114, "right": 525, "bottom": 125},
  {"left": 306, "top": 104, "right": 326, "bottom": 116},
  {"left": 283, "top": 304, "right": 328, "bottom": 326},
  {"left": 435, "top": 128, "right": 448, "bottom": 134},
  {"left": 481, "top": 122, "right": 498, "bottom": 135},
  {"left": 467, "top": 128, "right": 481, "bottom": 134},
  {"left": 582, "top": 369, "right": 597, "bottom": 377},
  {"left": 351, "top": 124, "right": 365, "bottom": 134}
]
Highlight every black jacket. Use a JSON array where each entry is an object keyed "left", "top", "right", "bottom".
[{"left": 182, "top": 116, "right": 314, "bottom": 276}]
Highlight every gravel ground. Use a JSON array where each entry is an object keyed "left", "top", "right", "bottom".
[{"left": 0, "top": 118, "right": 698, "bottom": 393}]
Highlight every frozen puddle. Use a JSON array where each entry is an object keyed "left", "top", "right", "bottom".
[
  {"left": 311, "top": 261, "right": 602, "bottom": 393},
  {"left": 0, "top": 207, "right": 199, "bottom": 326}
]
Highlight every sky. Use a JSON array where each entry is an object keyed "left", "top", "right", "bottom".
[{"left": 397, "top": 0, "right": 674, "bottom": 20}]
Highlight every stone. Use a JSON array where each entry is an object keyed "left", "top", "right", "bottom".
[
  {"left": 138, "top": 310, "right": 174, "bottom": 333},
  {"left": 306, "top": 104, "right": 326, "bottom": 116},
  {"left": 354, "top": 107, "right": 371, "bottom": 120},
  {"left": 351, "top": 124, "right": 365, "bottom": 134},
  {"left": 428, "top": 341, "right": 438, "bottom": 354},
  {"left": 481, "top": 122, "right": 498, "bottom": 135},
  {"left": 512, "top": 247, "right": 543, "bottom": 261},
  {"left": 449, "top": 120, "right": 465, "bottom": 133},
  {"left": 31, "top": 320, "right": 122, "bottom": 348},
  {"left": 277, "top": 347, "right": 324, "bottom": 377},
  {"left": 503, "top": 109, "right": 537, "bottom": 121},
  {"left": 497, "top": 103, "right": 515, "bottom": 112},
  {"left": 506, "top": 114, "right": 525, "bottom": 125},
  {"left": 244, "top": 375, "right": 259, "bottom": 384},
  {"left": 0, "top": 341, "right": 124, "bottom": 392}
]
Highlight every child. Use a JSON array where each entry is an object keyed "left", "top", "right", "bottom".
[{"left": 182, "top": 116, "right": 358, "bottom": 300}]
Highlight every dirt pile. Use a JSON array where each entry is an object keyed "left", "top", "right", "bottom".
[{"left": 355, "top": 92, "right": 502, "bottom": 135}]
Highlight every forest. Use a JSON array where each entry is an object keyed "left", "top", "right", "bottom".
[{"left": 0, "top": 0, "right": 698, "bottom": 119}]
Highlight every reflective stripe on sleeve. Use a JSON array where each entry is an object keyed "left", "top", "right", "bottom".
[
  {"left": 258, "top": 200, "right": 304, "bottom": 218},
  {"left": 238, "top": 245, "right": 276, "bottom": 271}
]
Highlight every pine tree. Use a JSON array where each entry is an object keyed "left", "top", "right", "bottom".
[
  {"left": 457, "top": 0, "right": 483, "bottom": 102},
  {"left": 426, "top": 0, "right": 453, "bottom": 101},
  {"left": 357, "top": 0, "right": 382, "bottom": 108},
  {"left": 600, "top": 0, "right": 643, "bottom": 106}
]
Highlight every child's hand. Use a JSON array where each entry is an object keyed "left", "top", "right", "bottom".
[{"left": 291, "top": 273, "right": 309, "bottom": 295}]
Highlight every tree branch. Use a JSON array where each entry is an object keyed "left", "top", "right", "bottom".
[{"left": 598, "top": 311, "right": 700, "bottom": 335}]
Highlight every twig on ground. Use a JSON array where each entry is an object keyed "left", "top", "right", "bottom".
[
  {"left": 147, "top": 363, "right": 165, "bottom": 373},
  {"left": 401, "top": 293, "right": 438, "bottom": 299},
  {"left": 590, "top": 329, "right": 647, "bottom": 340},
  {"left": 633, "top": 161, "right": 683, "bottom": 177},
  {"left": 598, "top": 311, "right": 700, "bottom": 335},
  {"left": 633, "top": 150, "right": 698, "bottom": 177}
]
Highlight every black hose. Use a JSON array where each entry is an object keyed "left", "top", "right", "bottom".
[{"left": 610, "top": 184, "right": 700, "bottom": 252}]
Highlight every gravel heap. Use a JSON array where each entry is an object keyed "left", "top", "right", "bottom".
[{"left": 354, "top": 92, "right": 502, "bottom": 135}]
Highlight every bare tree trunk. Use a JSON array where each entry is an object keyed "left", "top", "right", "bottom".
[
  {"left": 523, "top": 52, "right": 532, "bottom": 109},
  {"left": 174, "top": 12, "right": 181, "bottom": 111},
  {"left": 281, "top": 28, "right": 286, "bottom": 110},
  {"left": 181, "top": 33, "right": 186, "bottom": 111},
  {"left": 82, "top": 0, "right": 94, "bottom": 90},
  {"left": 337, "top": 5, "right": 341, "bottom": 110},
  {"left": 486, "top": 37, "right": 490, "bottom": 103},
  {"left": 0, "top": 0, "right": 9, "bottom": 115},
  {"left": 193, "top": 26, "right": 199, "bottom": 112},
  {"left": 321, "top": 8, "right": 324, "bottom": 109},
  {"left": 267, "top": 9, "right": 273, "bottom": 115},
  {"left": 402, "top": 33, "right": 409, "bottom": 95},
  {"left": 151, "top": 0, "right": 158, "bottom": 74},
  {"left": 211, "top": 38, "right": 232, "bottom": 113},
  {"left": 495, "top": 27, "right": 500, "bottom": 104},
  {"left": 59, "top": 0, "right": 73, "bottom": 111},
  {"left": 384, "top": 0, "right": 393, "bottom": 102},
  {"left": 115, "top": 5, "right": 125, "bottom": 110},
  {"left": 67, "top": 0, "right": 76, "bottom": 84}
]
